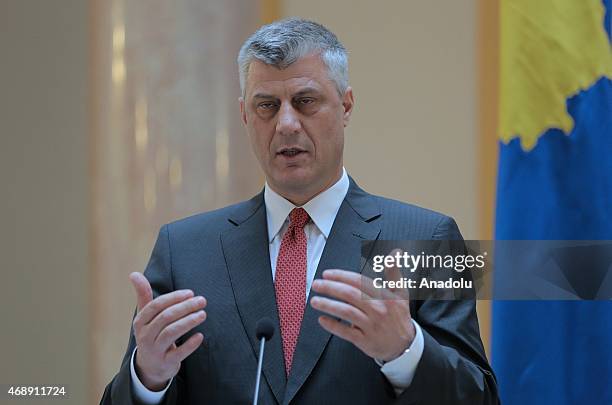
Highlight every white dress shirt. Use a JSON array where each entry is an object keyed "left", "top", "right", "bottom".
[{"left": 131, "top": 168, "right": 424, "bottom": 403}]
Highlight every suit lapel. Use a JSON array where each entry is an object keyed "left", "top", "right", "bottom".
[
  {"left": 283, "top": 179, "right": 381, "bottom": 404},
  {"left": 220, "top": 193, "right": 286, "bottom": 404}
]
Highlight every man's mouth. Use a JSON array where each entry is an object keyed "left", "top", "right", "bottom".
[{"left": 277, "top": 147, "right": 306, "bottom": 157}]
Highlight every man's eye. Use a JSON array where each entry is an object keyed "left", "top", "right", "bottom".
[
  {"left": 258, "top": 102, "right": 277, "bottom": 110},
  {"left": 297, "top": 98, "right": 315, "bottom": 105}
]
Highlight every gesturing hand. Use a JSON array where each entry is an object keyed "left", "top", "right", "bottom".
[
  {"left": 310, "top": 269, "right": 415, "bottom": 362},
  {"left": 129, "top": 272, "right": 207, "bottom": 391}
]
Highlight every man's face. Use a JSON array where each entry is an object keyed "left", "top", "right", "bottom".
[{"left": 240, "top": 53, "right": 354, "bottom": 204}]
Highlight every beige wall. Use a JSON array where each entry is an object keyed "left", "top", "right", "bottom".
[
  {"left": 0, "top": 1, "right": 89, "bottom": 404},
  {"left": 283, "top": 0, "right": 478, "bottom": 239}
]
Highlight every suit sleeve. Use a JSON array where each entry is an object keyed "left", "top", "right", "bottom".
[
  {"left": 99, "top": 225, "right": 187, "bottom": 405},
  {"left": 395, "top": 216, "right": 500, "bottom": 405}
]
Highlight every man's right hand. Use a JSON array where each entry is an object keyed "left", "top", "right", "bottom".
[{"left": 129, "top": 272, "right": 207, "bottom": 391}]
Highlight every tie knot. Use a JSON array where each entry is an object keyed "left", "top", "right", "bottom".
[{"left": 289, "top": 208, "right": 310, "bottom": 229}]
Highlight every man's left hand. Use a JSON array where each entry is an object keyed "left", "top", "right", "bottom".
[{"left": 310, "top": 269, "right": 415, "bottom": 362}]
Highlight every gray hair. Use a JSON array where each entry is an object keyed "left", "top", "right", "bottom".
[{"left": 237, "top": 18, "right": 348, "bottom": 97}]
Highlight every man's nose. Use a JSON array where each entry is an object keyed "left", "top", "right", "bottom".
[{"left": 276, "top": 102, "right": 301, "bottom": 136}]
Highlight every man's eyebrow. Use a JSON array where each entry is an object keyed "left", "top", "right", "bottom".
[
  {"left": 293, "top": 88, "right": 320, "bottom": 97},
  {"left": 252, "top": 93, "right": 278, "bottom": 100},
  {"left": 251, "top": 87, "right": 321, "bottom": 100}
]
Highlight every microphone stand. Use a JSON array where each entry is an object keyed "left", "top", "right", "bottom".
[{"left": 252, "top": 336, "right": 266, "bottom": 405}]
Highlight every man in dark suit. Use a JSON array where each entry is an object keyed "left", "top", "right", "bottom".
[{"left": 101, "top": 18, "right": 499, "bottom": 404}]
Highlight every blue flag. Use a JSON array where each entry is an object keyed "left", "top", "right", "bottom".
[{"left": 492, "top": 0, "right": 612, "bottom": 404}]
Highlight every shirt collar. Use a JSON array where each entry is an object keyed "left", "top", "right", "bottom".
[{"left": 264, "top": 167, "right": 349, "bottom": 242}]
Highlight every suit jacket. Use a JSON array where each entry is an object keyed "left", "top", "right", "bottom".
[{"left": 101, "top": 178, "right": 499, "bottom": 405}]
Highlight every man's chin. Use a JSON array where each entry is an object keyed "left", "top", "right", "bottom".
[
  {"left": 269, "top": 171, "right": 319, "bottom": 196},
  {"left": 276, "top": 176, "right": 313, "bottom": 191}
]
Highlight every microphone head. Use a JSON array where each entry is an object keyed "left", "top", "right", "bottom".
[{"left": 255, "top": 318, "right": 275, "bottom": 341}]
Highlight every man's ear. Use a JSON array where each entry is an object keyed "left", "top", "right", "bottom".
[
  {"left": 239, "top": 97, "right": 247, "bottom": 126},
  {"left": 342, "top": 87, "right": 354, "bottom": 127}
]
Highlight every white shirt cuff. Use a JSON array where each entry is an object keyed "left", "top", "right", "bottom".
[
  {"left": 376, "top": 319, "right": 425, "bottom": 395},
  {"left": 130, "top": 347, "right": 172, "bottom": 404}
]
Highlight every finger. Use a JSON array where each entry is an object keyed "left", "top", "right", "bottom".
[
  {"left": 384, "top": 249, "right": 410, "bottom": 300},
  {"left": 310, "top": 296, "right": 369, "bottom": 328},
  {"left": 156, "top": 310, "right": 207, "bottom": 351},
  {"left": 311, "top": 279, "right": 372, "bottom": 314},
  {"left": 148, "top": 296, "right": 207, "bottom": 339},
  {"left": 130, "top": 272, "right": 153, "bottom": 312},
  {"left": 321, "top": 269, "right": 376, "bottom": 296},
  {"left": 136, "top": 289, "right": 195, "bottom": 328},
  {"left": 166, "top": 332, "right": 204, "bottom": 364},
  {"left": 318, "top": 315, "right": 363, "bottom": 345},
  {"left": 322, "top": 269, "right": 397, "bottom": 300},
  {"left": 312, "top": 279, "right": 396, "bottom": 322}
]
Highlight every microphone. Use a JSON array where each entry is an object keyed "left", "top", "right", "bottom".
[{"left": 252, "top": 318, "right": 275, "bottom": 405}]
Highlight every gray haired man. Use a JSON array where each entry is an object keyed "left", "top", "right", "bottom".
[{"left": 101, "top": 18, "right": 499, "bottom": 405}]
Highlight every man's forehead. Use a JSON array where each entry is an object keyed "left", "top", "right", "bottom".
[
  {"left": 245, "top": 55, "right": 333, "bottom": 97},
  {"left": 249, "top": 77, "right": 323, "bottom": 98}
]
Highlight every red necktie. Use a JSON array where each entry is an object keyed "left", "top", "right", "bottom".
[{"left": 274, "top": 207, "right": 310, "bottom": 375}]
